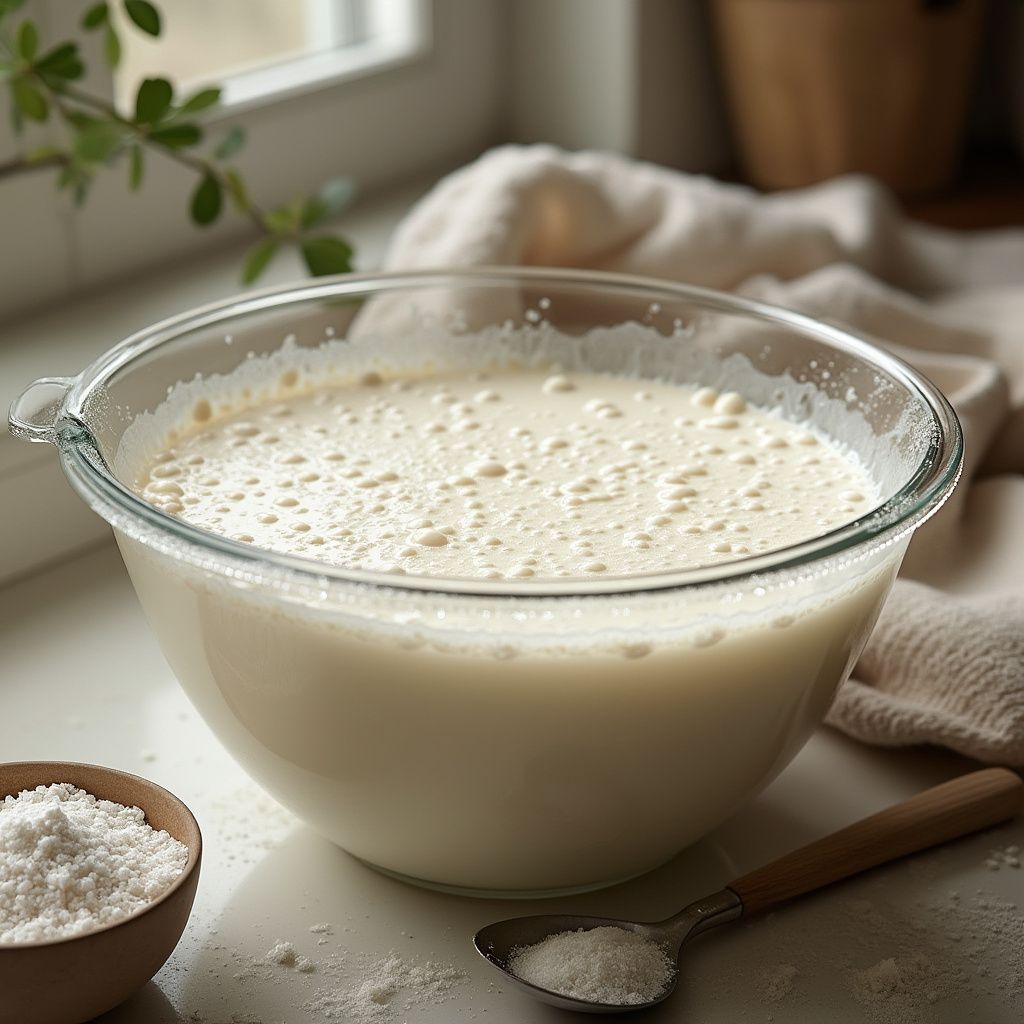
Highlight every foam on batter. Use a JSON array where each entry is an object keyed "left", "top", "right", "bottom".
[{"left": 128, "top": 364, "right": 877, "bottom": 580}]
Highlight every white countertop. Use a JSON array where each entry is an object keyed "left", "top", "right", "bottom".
[{"left": 1, "top": 542, "right": 1021, "bottom": 1023}]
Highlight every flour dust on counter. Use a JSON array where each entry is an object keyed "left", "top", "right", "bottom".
[
  {"left": 303, "top": 949, "right": 468, "bottom": 1022},
  {"left": 265, "top": 939, "right": 316, "bottom": 973},
  {"left": 690, "top": 831, "right": 1024, "bottom": 1024},
  {"left": 168, "top": 909, "right": 472, "bottom": 1024},
  {"left": 984, "top": 843, "right": 1021, "bottom": 871}
]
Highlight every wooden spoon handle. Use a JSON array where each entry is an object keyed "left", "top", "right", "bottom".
[{"left": 728, "top": 768, "right": 1023, "bottom": 916}]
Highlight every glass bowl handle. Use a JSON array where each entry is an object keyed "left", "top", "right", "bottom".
[{"left": 8, "top": 376, "right": 77, "bottom": 445}]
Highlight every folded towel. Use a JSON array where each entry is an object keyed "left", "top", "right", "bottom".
[{"left": 384, "top": 145, "right": 1024, "bottom": 765}]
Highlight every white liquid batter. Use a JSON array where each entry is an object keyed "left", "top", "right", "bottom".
[
  {"left": 134, "top": 370, "right": 875, "bottom": 578},
  {"left": 118, "top": 342, "right": 903, "bottom": 893}
]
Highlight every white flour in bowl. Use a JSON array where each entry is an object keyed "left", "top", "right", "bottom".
[{"left": 0, "top": 782, "right": 188, "bottom": 943}]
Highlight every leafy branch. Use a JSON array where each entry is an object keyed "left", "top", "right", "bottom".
[{"left": 0, "top": 0, "right": 355, "bottom": 283}]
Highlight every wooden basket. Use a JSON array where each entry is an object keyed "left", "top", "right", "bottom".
[{"left": 712, "top": 0, "right": 987, "bottom": 196}]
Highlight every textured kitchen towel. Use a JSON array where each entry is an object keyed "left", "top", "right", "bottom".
[{"left": 385, "top": 145, "right": 1024, "bottom": 765}]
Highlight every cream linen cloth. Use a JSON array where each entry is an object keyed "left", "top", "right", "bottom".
[{"left": 383, "top": 146, "right": 1024, "bottom": 765}]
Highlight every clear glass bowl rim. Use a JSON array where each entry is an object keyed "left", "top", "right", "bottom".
[{"left": 51, "top": 265, "right": 963, "bottom": 599}]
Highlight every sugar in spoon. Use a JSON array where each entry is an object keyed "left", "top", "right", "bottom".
[{"left": 474, "top": 767, "right": 1023, "bottom": 1013}]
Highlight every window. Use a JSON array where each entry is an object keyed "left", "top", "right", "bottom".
[
  {"left": 0, "top": 0, "right": 504, "bottom": 321},
  {"left": 111, "top": 0, "right": 425, "bottom": 113}
]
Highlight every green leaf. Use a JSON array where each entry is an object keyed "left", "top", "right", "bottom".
[
  {"left": 129, "top": 143, "right": 143, "bottom": 189},
  {"left": 300, "top": 235, "right": 354, "bottom": 277},
  {"left": 224, "top": 169, "right": 250, "bottom": 213},
  {"left": 301, "top": 176, "right": 356, "bottom": 228},
  {"left": 241, "top": 237, "right": 279, "bottom": 284},
  {"left": 214, "top": 124, "right": 245, "bottom": 160},
  {"left": 318, "top": 175, "right": 357, "bottom": 212},
  {"left": 104, "top": 24, "right": 121, "bottom": 67},
  {"left": 178, "top": 86, "right": 220, "bottom": 116},
  {"left": 301, "top": 199, "right": 327, "bottom": 230},
  {"left": 149, "top": 123, "right": 201, "bottom": 148},
  {"left": 64, "top": 109, "right": 93, "bottom": 129},
  {"left": 57, "top": 162, "right": 93, "bottom": 206},
  {"left": 56, "top": 164, "right": 76, "bottom": 190},
  {"left": 25, "top": 144, "right": 62, "bottom": 163},
  {"left": 81, "top": 2, "right": 109, "bottom": 29},
  {"left": 124, "top": 0, "right": 160, "bottom": 36},
  {"left": 134, "top": 77, "right": 172, "bottom": 124},
  {"left": 261, "top": 198, "right": 301, "bottom": 235},
  {"left": 0, "top": 0, "right": 28, "bottom": 19},
  {"left": 11, "top": 76, "right": 47, "bottom": 121},
  {"left": 35, "top": 43, "right": 84, "bottom": 80},
  {"left": 16, "top": 19, "right": 38, "bottom": 61},
  {"left": 190, "top": 173, "right": 222, "bottom": 226},
  {"left": 73, "top": 120, "right": 123, "bottom": 163}
]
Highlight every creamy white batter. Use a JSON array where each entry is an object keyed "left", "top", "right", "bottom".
[
  {"left": 134, "top": 370, "right": 875, "bottom": 578},
  {"left": 117, "top": 345, "right": 901, "bottom": 893}
]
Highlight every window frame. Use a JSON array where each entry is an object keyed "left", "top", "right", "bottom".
[
  {"left": 110, "top": 0, "right": 431, "bottom": 117},
  {"left": 0, "top": 0, "right": 503, "bottom": 323},
  {"left": 216, "top": 0, "right": 431, "bottom": 114}
]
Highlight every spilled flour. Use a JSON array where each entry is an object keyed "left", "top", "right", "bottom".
[
  {"left": 850, "top": 952, "right": 947, "bottom": 1018},
  {"left": 165, "top": 822, "right": 1021, "bottom": 1023},
  {"left": 185, "top": 921, "right": 468, "bottom": 1024},
  {"left": 984, "top": 844, "right": 1021, "bottom": 872},
  {"left": 303, "top": 951, "right": 467, "bottom": 1022},
  {"left": 695, "top": 831, "right": 1024, "bottom": 1024},
  {"left": 264, "top": 939, "right": 316, "bottom": 973},
  {"left": 760, "top": 962, "right": 799, "bottom": 1003}
]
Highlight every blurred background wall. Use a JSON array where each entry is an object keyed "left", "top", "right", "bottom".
[{"left": 2, "top": 0, "right": 1021, "bottom": 324}]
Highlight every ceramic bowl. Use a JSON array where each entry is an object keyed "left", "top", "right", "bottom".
[{"left": 0, "top": 761, "right": 202, "bottom": 1024}]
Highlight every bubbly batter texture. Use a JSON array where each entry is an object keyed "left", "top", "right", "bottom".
[{"left": 134, "top": 369, "right": 876, "bottom": 579}]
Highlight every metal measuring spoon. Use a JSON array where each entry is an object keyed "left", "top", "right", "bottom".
[{"left": 474, "top": 768, "right": 1022, "bottom": 1013}]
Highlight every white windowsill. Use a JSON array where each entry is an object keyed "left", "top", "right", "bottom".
[
  {"left": 218, "top": 38, "right": 428, "bottom": 116},
  {"left": 0, "top": 178, "right": 427, "bottom": 584}
]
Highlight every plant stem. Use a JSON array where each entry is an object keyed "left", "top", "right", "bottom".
[
  {"left": 0, "top": 153, "right": 68, "bottom": 179},
  {"left": 50, "top": 80, "right": 270, "bottom": 234}
]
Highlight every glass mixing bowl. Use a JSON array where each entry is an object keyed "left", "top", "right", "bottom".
[{"left": 10, "top": 268, "right": 962, "bottom": 896}]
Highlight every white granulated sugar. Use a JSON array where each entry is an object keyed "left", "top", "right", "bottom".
[
  {"left": 0, "top": 783, "right": 188, "bottom": 944},
  {"left": 508, "top": 926, "right": 674, "bottom": 1006},
  {"left": 305, "top": 951, "right": 467, "bottom": 1022}
]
